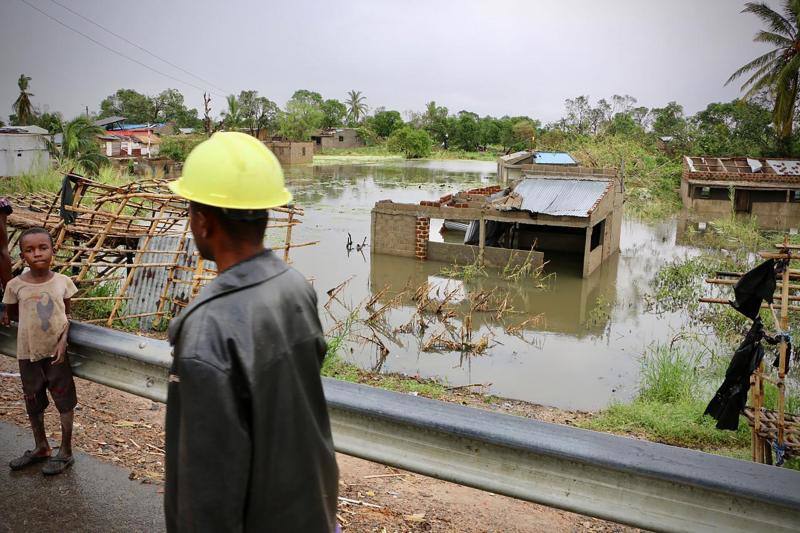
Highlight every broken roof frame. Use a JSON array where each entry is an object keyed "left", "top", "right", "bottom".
[
  {"left": 6, "top": 173, "right": 315, "bottom": 331},
  {"left": 684, "top": 156, "right": 800, "bottom": 182}
]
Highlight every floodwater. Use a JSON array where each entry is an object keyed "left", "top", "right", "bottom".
[{"left": 284, "top": 160, "right": 702, "bottom": 411}]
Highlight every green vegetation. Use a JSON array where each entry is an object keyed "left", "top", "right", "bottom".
[
  {"left": 12, "top": 74, "right": 34, "bottom": 126},
  {"left": 727, "top": 1, "right": 800, "bottom": 155},
  {"left": 47, "top": 117, "right": 107, "bottom": 175},
  {"left": 159, "top": 135, "right": 206, "bottom": 163},
  {"left": 386, "top": 126, "right": 433, "bottom": 158}
]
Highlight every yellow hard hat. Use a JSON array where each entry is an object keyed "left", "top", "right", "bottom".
[{"left": 168, "top": 131, "right": 293, "bottom": 210}]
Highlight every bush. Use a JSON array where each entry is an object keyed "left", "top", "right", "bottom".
[
  {"left": 159, "top": 135, "right": 205, "bottom": 163},
  {"left": 386, "top": 127, "right": 432, "bottom": 158}
]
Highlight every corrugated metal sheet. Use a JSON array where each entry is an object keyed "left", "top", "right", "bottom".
[
  {"left": 766, "top": 159, "right": 800, "bottom": 176},
  {"left": 512, "top": 178, "right": 610, "bottom": 217},
  {"left": 125, "top": 235, "right": 216, "bottom": 331},
  {"left": 533, "top": 152, "right": 576, "bottom": 165}
]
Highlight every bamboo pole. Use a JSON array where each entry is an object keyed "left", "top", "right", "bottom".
[{"left": 283, "top": 211, "right": 294, "bottom": 263}]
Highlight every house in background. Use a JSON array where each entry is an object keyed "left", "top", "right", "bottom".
[
  {"left": 496, "top": 150, "right": 578, "bottom": 183},
  {"left": 0, "top": 125, "right": 51, "bottom": 177},
  {"left": 682, "top": 156, "right": 800, "bottom": 219},
  {"left": 311, "top": 127, "right": 364, "bottom": 150},
  {"left": 263, "top": 141, "right": 313, "bottom": 165},
  {"left": 108, "top": 130, "right": 161, "bottom": 157}
]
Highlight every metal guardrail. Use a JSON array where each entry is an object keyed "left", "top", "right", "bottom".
[{"left": 1, "top": 322, "right": 799, "bottom": 532}]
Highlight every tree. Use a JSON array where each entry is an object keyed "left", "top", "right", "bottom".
[
  {"left": 727, "top": 1, "right": 800, "bottom": 154},
  {"left": 238, "top": 90, "right": 279, "bottom": 137},
  {"left": 387, "top": 126, "right": 432, "bottom": 158},
  {"left": 368, "top": 109, "right": 404, "bottom": 138},
  {"left": 651, "top": 102, "right": 687, "bottom": 138},
  {"left": 691, "top": 99, "right": 773, "bottom": 156},
  {"left": 291, "top": 90, "right": 323, "bottom": 106},
  {"left": 345, "top": 90, "right": 368, "bottom": 125},
  {"left": 511, "top": 120, "right": 537, "bottom": 149},
  {"left": 99, "top": 89, "right": 154, "bottom": 124},
  {"left": 452, "top": 111, "right": 481, "bottom": 151},
  {"left": 421, "top": 101, "right": 451, "bottom": 145},
  {"left": 151, "top": 88, "right": 201, "bottom": 127},
  {"left": 34, "top": 111, "right": 63, "bottom": 134},
  {"left": 13, "top": 74, "right": 34, "bottom": 126},
  {"left": 221, "top": 94, "right": 242, "bottom": 130},
  {"left": 278, "top": 93, "right": 324, "bottom": 140},
  {"left": 47, "top": 117, "right": 106, "bottom": 175},
  {"left": 606, "top": 113, "right": 643, "bottom": 137},
  {"left": 320, "top": 99, "right": 347, "bottom": 129}
]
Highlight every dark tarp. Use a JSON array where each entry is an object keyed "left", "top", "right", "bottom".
[
  {"left": 705, "top": 319, "right": 773, "bottom": 430},
  {"left": 731, "top": 259, "right": 776, "bottom": 320}
]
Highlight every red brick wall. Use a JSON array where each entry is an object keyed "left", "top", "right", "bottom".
[{"left": 415, "top": 217, "right": 430, "bottom": 260}]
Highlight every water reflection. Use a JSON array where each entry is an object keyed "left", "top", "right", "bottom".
[{"left": 284, "top": 161, "right": 708, "bottom": 410}]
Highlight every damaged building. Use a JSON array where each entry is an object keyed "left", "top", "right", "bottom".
[
  {"left": 496, "top": 150, "right": 578, "bottom": 183},
  {"left": 682, "top": 156, "right": 800, "bottom": 218},
  {"left": 371, "top": 166, "right": 622, "bottom": 278}
]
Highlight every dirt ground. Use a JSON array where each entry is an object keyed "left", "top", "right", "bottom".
[{"left": 0, "top": 357, "right": 636, "bottom": 532}]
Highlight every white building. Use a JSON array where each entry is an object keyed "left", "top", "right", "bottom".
[{"left": 0, "top": 125, "right": 51, "bottom": 177}]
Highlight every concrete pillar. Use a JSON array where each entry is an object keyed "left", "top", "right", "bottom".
[{"left": 478, "top": 216, "right": 486, "bottom": 265}]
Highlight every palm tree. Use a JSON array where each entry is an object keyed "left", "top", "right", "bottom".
[
  {"left": 345, "top": 90, "right": 368, "bottom": 125},
  {"left": 47, "top": 117, "right": 106, "bottom": 175},
  {"left": 13, "top": 74, "right": 34, "bottom": 126},
  {"left": 727, "top": 2, "right": 800, "bottom": 154},
  {"left": 221, "top": 94, "right": 241, "bottom": 130}
]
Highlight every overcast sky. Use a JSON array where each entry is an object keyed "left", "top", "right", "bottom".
[{"left": 0, "top": 0, "right": 776, "bottom": 124}]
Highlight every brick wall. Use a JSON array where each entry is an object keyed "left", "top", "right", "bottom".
[
  {"left": 415, "top": 217, "right": 430, "bottom": 260},
  {"left": 371, "top": 210, "right": 417, "bottom": 258}
]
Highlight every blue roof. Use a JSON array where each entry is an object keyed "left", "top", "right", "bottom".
[{"left": 533, "top": 152, "right": 577, "bottom": 165}]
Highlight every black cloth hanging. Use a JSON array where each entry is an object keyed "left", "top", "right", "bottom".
[
  {"left": 59, "top": 175, "right": 76, "bottom": 225},
  {"left": 772, "top": 333, "right": 793, "bottom": 371},
  {"left": 705, "top": 319, "right": 768, "bottom": 430},
  {"left": 731, "top": 259, "right": 776, "bottom": 320}
]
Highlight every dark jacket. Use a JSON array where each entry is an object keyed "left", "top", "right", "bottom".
[{"left": 165, "top": 250, "right": 338, "bottom": 532}]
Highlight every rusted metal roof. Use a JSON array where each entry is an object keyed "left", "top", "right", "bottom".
[{"left": 510, "top": 177, "right": 611, "bottom": 217}]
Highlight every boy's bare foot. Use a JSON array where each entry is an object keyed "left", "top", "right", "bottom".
[{"left": 9, "top": 448, "right": 51, "bottom": 470}]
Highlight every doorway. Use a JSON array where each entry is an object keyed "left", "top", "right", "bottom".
[{"left": 734, "top": 189, "right": 752, "bottom": 213}]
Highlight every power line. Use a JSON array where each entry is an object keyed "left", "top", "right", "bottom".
[
  {"left": 47, "top": 0, "right": 231, "bottom": 95},
  {"left": 17, "top": 0, "right": 227, "bottom": 98}
]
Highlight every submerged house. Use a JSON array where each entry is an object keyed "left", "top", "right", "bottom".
[
  {"left": 682, "top": 156, "right": 800, "bottom": 217},
  {"left": 263, "top": 141, "right": 313, "bottom": 165},
  {"left": 311, "top": 127, "right": 364, "bottom": 150},
  {"left": 371, "top": 165, "right": 622, "bottom": 277},
  {"left": 496, "top": 150, "right": 578, "bottom": 183}
]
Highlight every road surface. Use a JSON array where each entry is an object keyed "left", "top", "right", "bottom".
[{"left": 0, "top": 421, "right": 164, "bottom": 533}]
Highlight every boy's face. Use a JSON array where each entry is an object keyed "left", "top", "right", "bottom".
[{"left": 20, "top": 233, "right": 53, "bottom": 271}]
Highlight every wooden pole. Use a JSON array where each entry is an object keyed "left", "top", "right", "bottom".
[{"left": 478, "top": 215, "right": 486, "bottom": 266}]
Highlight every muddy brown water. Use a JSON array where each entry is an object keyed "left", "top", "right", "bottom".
[{"left": 284, "top": 160, "right": 701, "bottom": 411}]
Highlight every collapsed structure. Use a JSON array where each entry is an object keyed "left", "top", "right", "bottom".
[
  {"left": 682, "top": 156, "right": 800, "bottom": 218},
  {"left": 496, "top": 150, "right": 578, "bottom": 183},
  {"left": 371, "top": 165, "right": 622, "bottom": 277},
  {"left": 6, "top": 173, "right": 312, "bottom": 331}
]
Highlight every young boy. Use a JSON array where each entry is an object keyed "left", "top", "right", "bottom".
[{"left": 3, "top": 227, "right": 78, "bottom": 475}]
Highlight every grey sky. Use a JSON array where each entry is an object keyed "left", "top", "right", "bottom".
[{"left": 0, "top": 0, "right": 775, "bottom": 124}]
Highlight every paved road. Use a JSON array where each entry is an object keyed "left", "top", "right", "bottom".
[{"left": 0, "top": 421, "right": 164, "bottom": 533}]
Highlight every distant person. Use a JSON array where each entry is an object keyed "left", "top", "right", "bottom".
[
  {"left": 3, "top": 227, "right": 78, "bottom": 475},
  {"left": 165, "top": 132, "right": 339, "bottom": 532}
]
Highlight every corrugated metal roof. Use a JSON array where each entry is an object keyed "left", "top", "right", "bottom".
[
  {"left": 0, "top": 125, "right": 49, "bottom": 135},
  {"left": 533, "top": 152, "right": 577, "bottom": 165},
  {"left": 500, "top": 150, "right": 530, "bottom": 163},
  {"left": 766, "top": 159, "right": 800, "bottom": 176},
  {"left": 94, "top": 116, "right": 126, "bottom": 127},
  {"left": 511, "top": 177, "right": 610, "bottom": 217}
]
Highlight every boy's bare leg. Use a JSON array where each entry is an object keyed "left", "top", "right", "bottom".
[
  {"left": 56, "top": 410, "right": 73, "bottom": 458},
  {"left": 29, "top": 413, "right": 51, "bottom": 456}
]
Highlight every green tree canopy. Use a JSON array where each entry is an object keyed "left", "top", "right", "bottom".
[
  {"left": 727, "top": 1, "right": 800, "bottom": 154},
  {"left": 99, "top": 89, "right": 154, "bottom": 124},
  {"left": 368, "top": 109, "right": 404, "bottom": 138},
  {"left": 320, "top": 99, "right": 347, "bottom": 129},
  {"left": 651, "top": 101, "right": 687, "bottom": 138},
  {"left": 278, "top": 93, "right": 324, "bottom": 141},
  {"left": 34, "top": 111, "right": 63, "bottom": 134},
  {"left": 387, "top": 126, "right": 432, "bottom": 158},
  {"left": 691, "top": 99, "right": 773, "bottom": 156},
  {"left": 452, "top": 111, "right": 481, "bottom": 151},
  {"left": 152, "top": 89, "right": 202, "bottom": 127},
  {"left": 238, "top": 90, "right": 279, "bottom": 137}
]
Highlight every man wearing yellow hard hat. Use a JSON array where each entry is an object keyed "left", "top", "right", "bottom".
[{"left": 164, "top": 132, "right": 339, "bottom": 532}]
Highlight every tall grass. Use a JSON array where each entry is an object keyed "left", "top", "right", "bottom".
[{"left": 638, "top": 343, "right": 702, "bottom": 403}]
